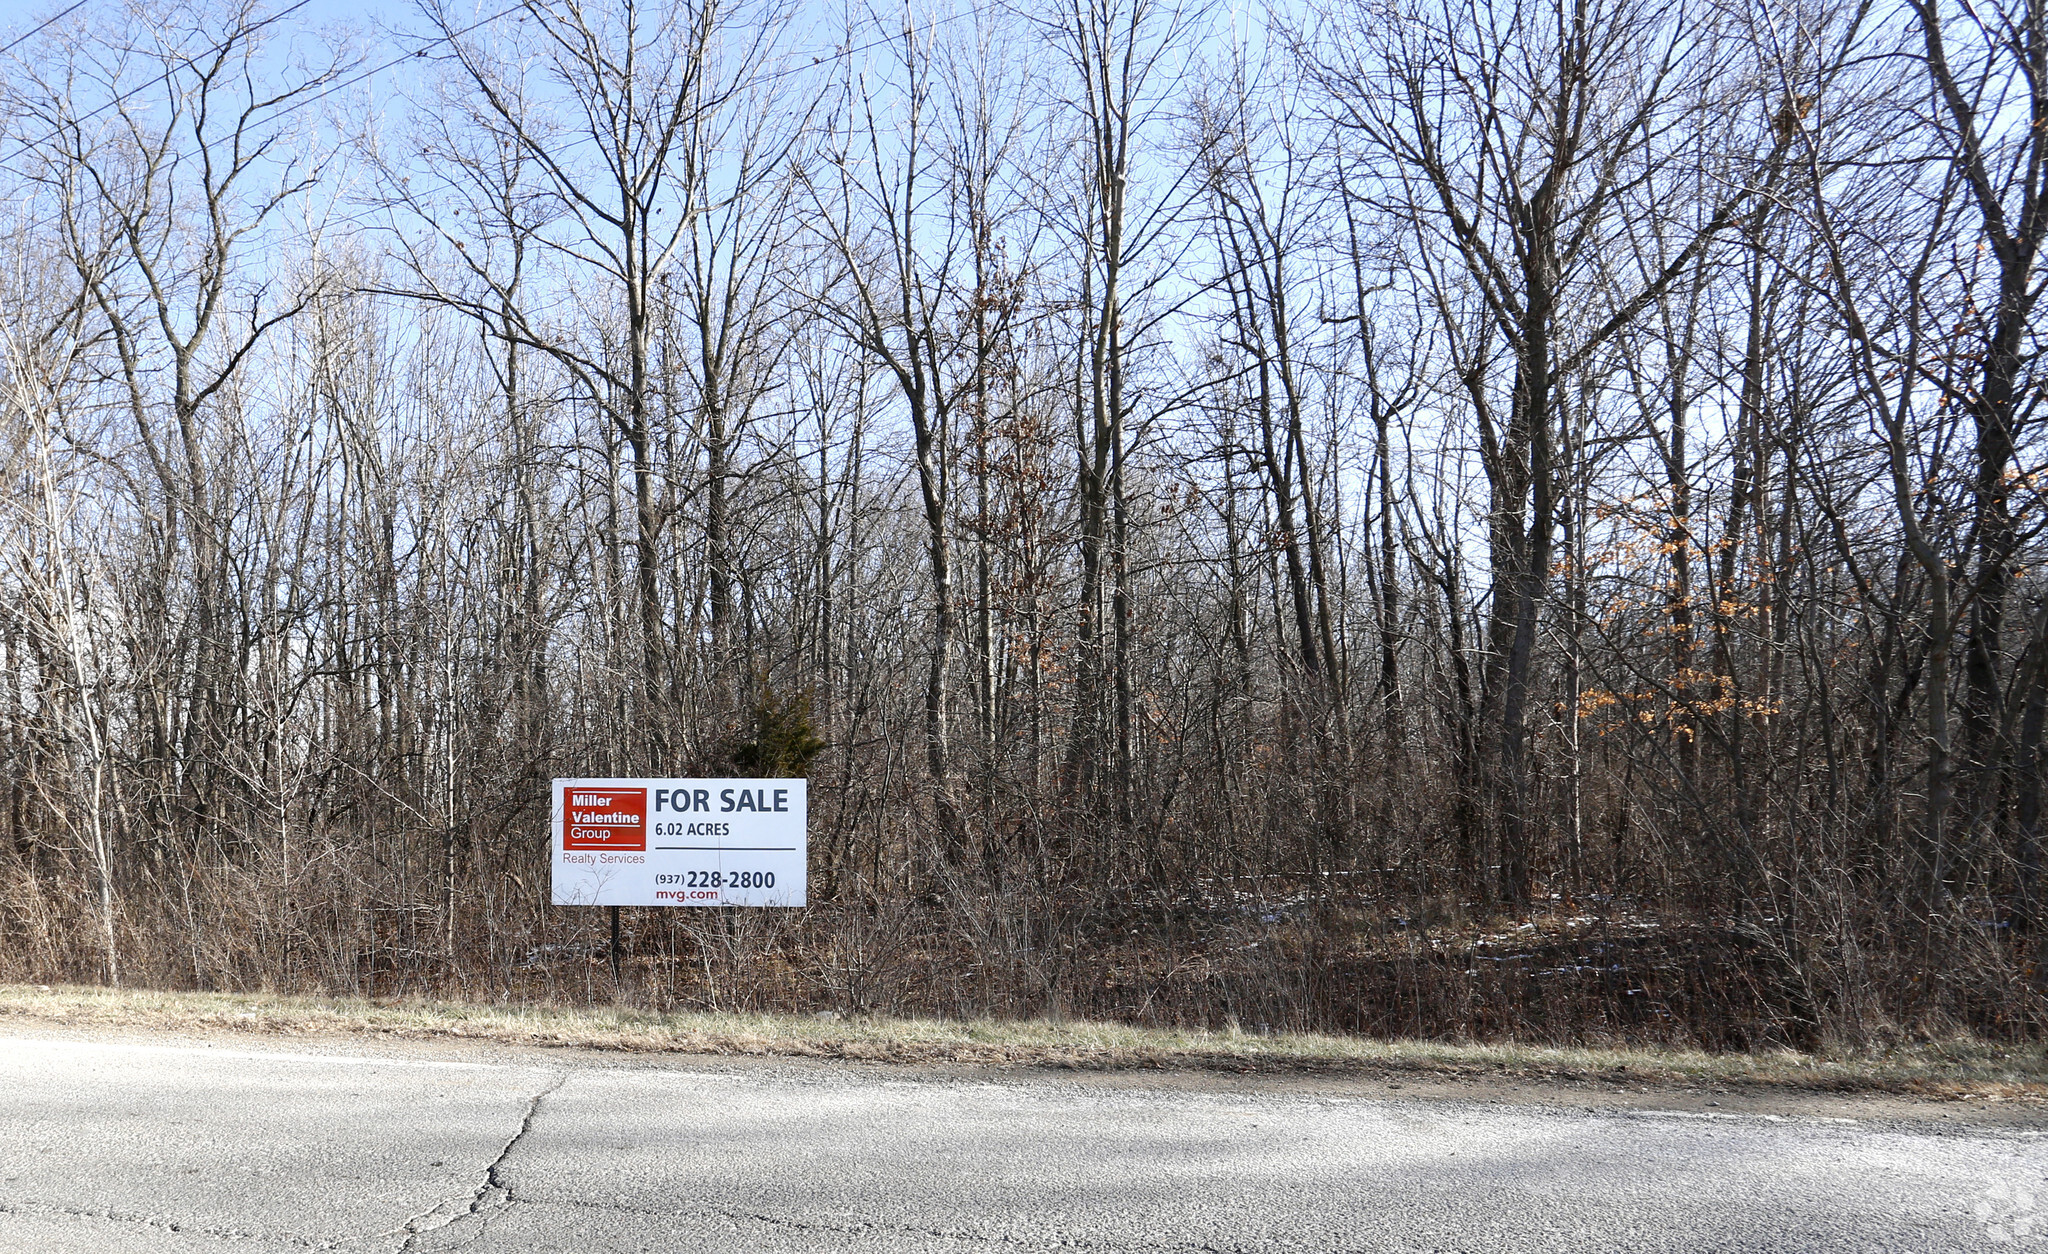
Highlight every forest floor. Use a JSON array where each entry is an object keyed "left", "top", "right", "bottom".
[{"left": 1, "top": 983, "right": 2044, "bottom": 1120}]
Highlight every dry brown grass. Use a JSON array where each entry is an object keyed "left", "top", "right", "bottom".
[{"left": 1, "top": 983, "right": 2043, "bottom": 1100}]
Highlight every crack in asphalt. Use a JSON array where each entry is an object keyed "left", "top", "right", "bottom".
[
  {"left": 393, "top": 1070, "right": 566, "bottom": 1254},
  {"left": 527, "top": 1193, "right": 1258, "bottom": 1252},
  {"left": 3, "top": 1071, "right": 577, "bottom": 1254},
  {"left": 390, "top": 1155, "right": 1253, "bottom": 1254},
  {"left": 368, "top": 1071, "right": 1267, "bottom": 1254},
  {"left": 0, "top": 1197, "right": 331, "bottom": 1248}
]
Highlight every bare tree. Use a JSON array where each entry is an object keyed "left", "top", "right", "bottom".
[
  {"left": 1040, "top": 0, "right": 1212, "bottom": 822},
  {"left": 392, "top": 0, "right": 798, "bottom": 754},
  {"left": 802, "top": 5, "right": 1033, "bottom": 861},
  {"left": 1307, "top": 0, "right": 1778, "bottom": 901},
  {"left": 10, "top": 0, "right": 346, "bottom": 907},
  {"left": 1906, "top": 0, "right": 2048, "bottom": 909}
]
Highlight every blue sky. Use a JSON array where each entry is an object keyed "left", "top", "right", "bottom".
[{"left": 0, "top": 0, "right": 885, "bottom": 71}]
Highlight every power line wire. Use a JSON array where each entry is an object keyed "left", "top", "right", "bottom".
[
  {"left": 243, "top": 0, "right": 985, "bottom": 132},
  {"left": 1, "top": 0, "right": 316, "bottom": 166},
  {"left": 0, "top": 0, "right": 89, "bottom": 60},
  {"left": 247, "top": 0, "right": 531, "bottom": 130},
  {"left": 10, "top": 0, "right": 984, "bottom": 164}
]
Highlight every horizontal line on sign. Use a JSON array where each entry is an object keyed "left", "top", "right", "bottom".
[{"left": 654, "top": 846, "right": 797, "bottom": 851}]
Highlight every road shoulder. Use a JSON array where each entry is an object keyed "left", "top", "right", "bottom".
[{"left": 0, "top": 1014, "right": 2039, "bottom": 1137}]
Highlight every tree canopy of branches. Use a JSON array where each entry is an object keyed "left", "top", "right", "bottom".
[{"left": 0, "top": 0, "right": 2043, "bottom": 1049}]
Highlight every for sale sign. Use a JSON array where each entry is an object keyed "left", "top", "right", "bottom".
[{"left": 551, "top": 778, "right": 806, "bottom": 907}]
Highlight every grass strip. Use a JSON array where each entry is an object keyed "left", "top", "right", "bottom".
[{"left": 1, "top": 983, "right": 2041, "bottom": 1100}]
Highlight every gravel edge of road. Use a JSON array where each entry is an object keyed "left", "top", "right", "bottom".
[{"left": 2, "top": 984, "right": 2044, "bottom": 1122}]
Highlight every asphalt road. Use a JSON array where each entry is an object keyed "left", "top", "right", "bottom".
[{"left": 0, "top": 1032, "right": 2040, "bottom": 1253}]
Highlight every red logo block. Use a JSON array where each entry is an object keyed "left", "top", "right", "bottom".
[{"left": 563, "top": 787, "right": 647, "bottom": 851}]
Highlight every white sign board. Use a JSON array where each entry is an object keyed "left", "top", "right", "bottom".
[{"left": 551, "top": 778, "right": 806, "bottom": 907}]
